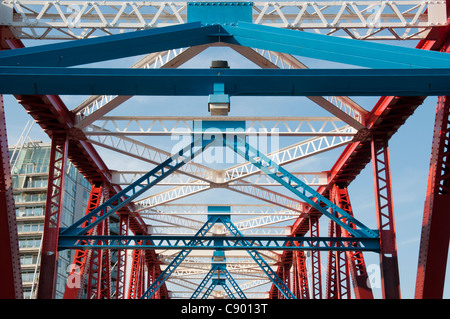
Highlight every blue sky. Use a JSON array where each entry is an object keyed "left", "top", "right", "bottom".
[{"left": 3, "top": 32, "right": 449, "bottom": 299}]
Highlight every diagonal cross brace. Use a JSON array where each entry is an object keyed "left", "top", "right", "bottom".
[
  {"left": 60, "top": 135, "right": 216, "bottom": 237},
  {"left": 218, "top": 214, "right": 296, "bottom": 299},
  {"left": 140, "top": 214, "right": 295, "bottom": 299},
  {"left": 223, "top": 135, "right": 378, "bottom": 239},
  {"left": 190, "top": 263, "right": 247, "bottom": 299},
  {"left": 202, "top": 279, "right": 236, "bottom": 300}
]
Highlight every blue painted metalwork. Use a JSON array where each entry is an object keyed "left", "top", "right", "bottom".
[
  {"left": 2, "top": 67, "right": 450, "bottom": 96},
  {"left": 223, "top": 135, "right": 379, "bottom": 239},
  {"left": 138, "top": 212, "right": 297, "bottom": 299},
  {"left": 190, "top": 262, "right": 247, "bottom": 299},
  {"left": 59, "top": 135, "right": 216, "bottom": 237},
  {"left": 220, "top": 267, "right": 247, "bottom": 299},
  {"left": 208, "top": 211, "right": 295, "bottom": 299},
  {"left": 220, "top": 22, "right": 450, "bottom": 69},
  {"left": 187, "top": 2, "right": 253, "bottom": 26},
  {"left": 140, "top": 215, "right": 223, "bottom": 300},
  {"left": 202, "top": 279, "right": 236, "bottom": 299},
  {"left": 190, "top": 265, "right": 219, "bottom": 299},
  {"left": 2, "top": 21, "right": 450, "bottom": 69},
  {"left": 57, "top": 235, "right": 380, "bottom": 251},
  {"left": 190, "top": 250, "right": 246, "bottom": 299},
  {"left": 0, "top": 22, "right": 219, "bottom": 67}
]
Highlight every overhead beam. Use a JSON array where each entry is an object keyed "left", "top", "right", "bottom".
[{"left": 2, "top": 68, "right": 450, "bottom": 96}]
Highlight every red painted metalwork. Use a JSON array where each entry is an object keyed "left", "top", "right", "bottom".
[
  {"left": 116, "top": 212, "right": 129, "bottom": 299},
  {"left": 0, "top": 94, "right": 22, "bottom": 299},
  {"left": 128, "top": 248, "right": 143, "bottom": 299},
  {"left": 415, "top": 94, "right": 450, "bottom": 298},
  {"left": 371, "top": 138, "right": 401, "bottom": 299},
  {"left": 85, "top": 187, "right": 113, "bottom": 299},
  {"left": 64, "top": 185, "right": 103, "bottom": 299},
  {"left": 37, "top": 133, "right": 69, "bottom": 299},
  {"left": 325, "top": 215, "right": 351, "bottom": 299},
  {"left": 295, "top": 251, "right": 310, "bottom": 299},
  {"left": 309, "top": 215, "right": 323, "bottom": 299},
  {"left": 99, "top": 217, "right": 112, "bottom": 299},
  {"left": 332, "top": 185, "right": 374, "bottom": 299}
]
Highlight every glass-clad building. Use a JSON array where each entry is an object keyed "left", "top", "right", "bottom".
[{"left": 9, "top": 141, "right": 93, "bottom": 298}]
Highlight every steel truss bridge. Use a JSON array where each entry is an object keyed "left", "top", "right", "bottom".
[{"left": 0, "top": 0, "right": 449, "bottom": 300}]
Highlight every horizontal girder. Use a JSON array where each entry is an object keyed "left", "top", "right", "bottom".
[
  {"left": 2, "top": 68, "right": 450, "bottom": 96},
  {"left": 1, "top": 0, "right": 446, "bottom": 40},
  {"left": 58, "top": 235, "right": 380, "bottom": 252},
  {"left": 84, "top": 116, "right": 356, "bottom": 137}
]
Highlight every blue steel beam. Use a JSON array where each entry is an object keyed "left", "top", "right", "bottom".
[
  {"left": 57, "top": 235, "right": 380, "bottom": 251},
  {"left": 220, "top": 22, "right": 450, "bottom": 69},
  {"left": 59, "top": 135, "right": 216, "bottom": 237},
  {"left": 190, "top": 263, "right": 247, "bottom": 299},
  {"left": 202, "top": 279, "right": 237, "bottom": 299},
  {"left": 138, "top": 213, "right": 298, "bottom": 299},
  {"left": 202, "top": 280, "right": 219, "bottom": 299},
  {"left": 0, "top": 22, "right": 219, "bottom": 67},
  {"left": 2, "top": 68, "right": 450, "bottom": 96},
  {"left": 212, "top": 214, "right": 295, "bottom": 299},
  {"left": 221, "top": 268, "right": 247, "bottom": 299},
  {"left": 140, "top": 215, "right": 222, "bottom": 300},
  {"left": 190, "top": 266, "right": 218, "bottom": 299},
  {"left": 1, "top": 19, "right": 450, "bottom": 69},
  {"left": 219, "top": 281, "right": 237, "bottom": 300},
  {"left": 223, "top": 135, "right": 379, "bottom": 239},
  {"left": 139, "top": 214, "right": 239, "bottom": 299}
]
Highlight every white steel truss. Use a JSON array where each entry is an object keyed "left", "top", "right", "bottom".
[
  {"left": 111, "top": 170, "right": 328, "bottom": 187},
  {"left": 1, "top": 1, "right": 446, "bottom": 40},
  {"left": 83, "top": 116, "right": 357, "bottom": 137}
]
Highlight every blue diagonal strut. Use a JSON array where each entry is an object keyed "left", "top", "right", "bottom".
[
  {"left": 59, "top": 135, "right": 216, "bottom": 237},
  {"left": 141, "top": 214, "right": 295, "bottom": 299},
  {"left": 140, "top": 215, "right": 226, "bottom": 299},
  {"left": 223, "top": 135, "right": 378, "bottom": 239},
  {"left": 190, "top": 261, "right": 247, "bottom": 299}
]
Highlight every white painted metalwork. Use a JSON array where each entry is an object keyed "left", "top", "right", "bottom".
[
  {"left": 1, "top": 1, "right": 446, "bottom": 40},
  {"left": 83, "top": 116, "right": 357, "bottom": 137}
]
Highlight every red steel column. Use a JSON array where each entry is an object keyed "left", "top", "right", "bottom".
[
  {"left": 371, "top": 138, "right": 401, "bottom": 299},
  {"left": 415, "top": 95, "right": 450, "bottom": 299},
  {"left": 309, "top": 213, "right": 322, "bottom": 299},
  {"left": 37, "top": 133, "right": 69, "bottom": 299},
  {"left": 99, "top": 217, "right": 112, "bottom": 299},
  {"left": 64, "top": 185, "right": 103, "bottom": 299},
  {"left": 295, "top": 251, "right": 310, "bottom": 299},
  {"left": 0, "top": 95, "right": 23, "bottom": 299},
  {"left": 332, "top": 185, "right": 374, "bottom": 299},
  {"left": 116, "top": 212, "right": 129, "bottom": 299},
  {"left": 128, "top": 247, "right": 142, "bottom": 299}
]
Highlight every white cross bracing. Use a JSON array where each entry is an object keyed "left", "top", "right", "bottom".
[{"left": 1, "top": 0, "right": 446, "bottom": 40}]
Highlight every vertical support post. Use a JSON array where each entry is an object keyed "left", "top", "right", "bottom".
[
  {"left": 309, "top": 213, "right": 323, "bottom": 299},
  {"left": 128, "top": 247, "right": 142, "bottom": 299},
  {"left": 325, "top": 218, "right": 338, "bottom": 299},
  {"left": 0, "top": 94, "right": 22, "bottom": 299},
  {"left": 99, "top": 217, "right": 112, "bottom": 299},
  {"left": 86, "top": 221, "right": 104, "bottom": 299},
  {"left": 37, "top": 133, "right": 68, "bottom": 299},
  {"left": 415, "top": 95, "right": 450, "bottom": 299},
  {"left": 332, "top": 185, "right": 374, "bottom": 299},
  {"left": 64, "top": 185, "right": 103, "bottom": 299},
  {"left": 283, "top": 263, "right": 291, "bottom": 299},
  {"left": 295, "top": 251, "right": 310, "bottom": 299},
  {"left": 85, "top": 187, "right": 110, "bottom": 299},
  {"left": 116, "top": 212, "right": 129, "bottom": 299},
  {"left": 371, "top": 137, "right": 401, "bottom": 299}
]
